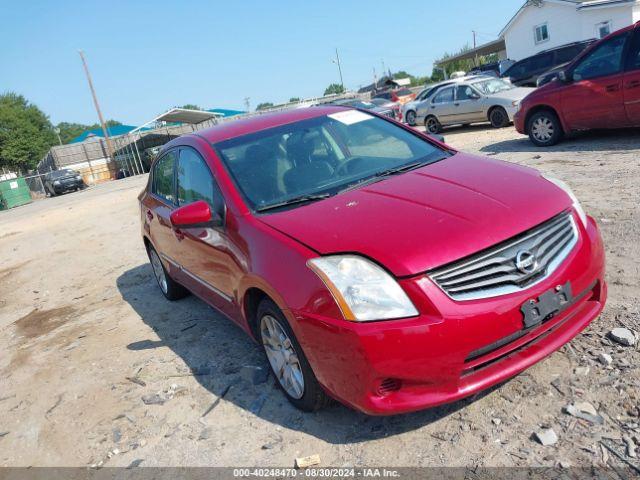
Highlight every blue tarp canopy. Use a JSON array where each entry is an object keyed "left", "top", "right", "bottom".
[{"left": 71, "top": 124, "right": 139, "bottom": 143}]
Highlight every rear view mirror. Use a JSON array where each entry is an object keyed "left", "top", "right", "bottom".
[{"left": 170, "top": 200, "right": 222, "bottom": 228}]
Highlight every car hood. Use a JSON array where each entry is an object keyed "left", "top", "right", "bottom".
[
  {"left": 258, "top": 153, "right": 571, "bottom": 277},
  {"left": 491, "top": 87, "right": 535, "bottom": 102}
]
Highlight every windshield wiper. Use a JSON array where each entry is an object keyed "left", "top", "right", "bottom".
[
  {"left": 337, "top": 161, "right": 428, "bottom": 194},
  {"left": 374, "top": 161, "right": 425, "bottom": 178},
  {"left": 256, "top": 193, "right": 331, "bottom": 213}
]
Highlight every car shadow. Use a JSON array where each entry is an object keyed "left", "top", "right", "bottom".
[
  {"left": 479, "top": 128, "right": 640, "bottom": 154},
  {"left": 117, "top": 264, "right": 505, "bottom": 444}
]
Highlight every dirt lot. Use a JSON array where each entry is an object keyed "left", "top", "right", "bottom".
[{"left": 0, "top": 124, "right": 638, "bottom": 469}]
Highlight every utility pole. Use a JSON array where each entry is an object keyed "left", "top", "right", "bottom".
[
  {"left": 333, "top": 48, "right": 344, "bottom": 91},
  {"left": 54, "top": 127, "right": 62, "bottom": 146},
  {"left": 78, "top": 50, "right": 114, "bottom": 161},
  {"left": 472, "top": 30, "right": 477, "bottom": 49}
]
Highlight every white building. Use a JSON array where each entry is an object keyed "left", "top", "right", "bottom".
[
  {"left": 501, "top": 0, "right": 640, "bottom": 61},
  {"left": 437, "top": 0, "right": 640, "bottom": 70}
]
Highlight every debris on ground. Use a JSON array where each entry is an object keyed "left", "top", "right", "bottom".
[
  {"left": 0, "top": 431, "right": 9, "bottom": 438},
  {"left": 624, "top": 435, "right": 638, "bottom": 458},
  {"left": 563, "top": 402, "right": 604, "bottom": 425},
  {"left": 609, "top": 328, "right": 637, "bottom": 347},
  {"left": 126, "top": 376, "right": 146, "bottom": 387},
  {"left": 141, "top": 384, "right": 187, "bottom": 406},
  {"left": 534, "top": 428, "right": 558, "bottom": 446},
  {"left": 295, "top": 454, "right": 321, "bottom": 469},
  {"left": 597, "top": 352, "right": 613, "bottom": 366},
  {"left": 126, "top": 459, "right": 144, "bottom": 469}
]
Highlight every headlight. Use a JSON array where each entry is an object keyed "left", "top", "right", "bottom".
[
  {"left": 542, "top": 174, "right": 587, "bottom": 227},
  {"left": 307, "top": 255, "right": 418, "bottom": 322},
  {"left": 53, "top": 180, "right": 60, "bottom": 185},
  {"left": 512, "top": 100, "right": 521, "bottom": 110},
  {"left": 75, "top": 175, "right": 82, "bottom": 180}
]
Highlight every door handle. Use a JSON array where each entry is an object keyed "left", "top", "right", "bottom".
[
  {"left": 626, "top": 80, "right": 640, "bottom": 89},
  {"left": 605, "top": 84, "right": 620, "bottom": 92},
  {"left": 146, "top": 210, "right": 153, "bottom": 222}
]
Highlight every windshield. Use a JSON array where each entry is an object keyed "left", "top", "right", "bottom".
[
  {"left": 48, "top": 169, "right": 77, "bottom": 178},
  {"left": 472, "top": 78, "right": 514, "bottom": 95},
  {"left": 214, "top": 112, "right": 450, "bottom": 212}
]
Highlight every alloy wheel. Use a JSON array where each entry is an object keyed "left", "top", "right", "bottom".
[
  {"left": 149, "top": 249, "right": 168, "bottom": 294},
  {"left": 406, "top": 110, "right": 416, "bottom": 125},
  {"left": 260, "top": 314, "right": 305, "bottom": 399},
  {"left": 426, "top": 117, "right": 440, "bottom": 134},
  {"left": 531, "top": 117, "right": 554, "bottom": 142}
]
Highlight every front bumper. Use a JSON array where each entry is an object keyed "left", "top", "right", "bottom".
[
  {"left": 514, "top": 109, "right": 526, "bottom": 134},
  {"left": 293, "top": 214, "right": 606, "bottom": 415}
]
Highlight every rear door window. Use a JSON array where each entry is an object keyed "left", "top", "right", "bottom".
[
  {"left": 152, "top": 151, "right": 177, "bottom": 204},
  {"left": 625, "top": 30, "right": 640, "bottom": 71}
]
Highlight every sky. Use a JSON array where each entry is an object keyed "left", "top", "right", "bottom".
[{"left": 1, "top": 0, "right": 518, "bottom": 126}]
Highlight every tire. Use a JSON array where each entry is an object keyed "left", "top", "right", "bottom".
[
  {"left": 257, "top": 298, "right": 331, "bottom": 412},
  {"left": 425, "top": 115, "right": 442, "bottom": 134},
  {"left": 527, "top": 110, "right": 564, "bottom": 147},
  {"left": 147, "top": 245, "right": 189, "bottom": 301},
  {"left": 47, "top": 186, "right": 56, "bottom": 197},
  {"left": 489, "top": 107, "right": 510, "bottom": 128},
  {"left": 405, "top": 110, "right": 417, "bottom": 126}
]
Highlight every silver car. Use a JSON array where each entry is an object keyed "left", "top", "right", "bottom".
[{"left": 415, "top": 78, "right": 534, "bottom": 134}]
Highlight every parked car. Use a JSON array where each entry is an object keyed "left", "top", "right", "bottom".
[
  {"left": 44, "top": 169, "right": 85, "bottom": 196},
  {"left": 373, "top": 87, "right": 416, "bottom": 105},
  {"left": 417, "top": 77, "right": 534, "bottom": 133},
  {"left": 369, "top": 97, "right": 402, "bottom": 121},
  {"left": 515, "top": 22, "right": 640, "bottom": 146},
  {"left": 501, "top": 39, "right": 596, "bottom": 87},
  {"left": 326, "top": 98, "right": 396, "bottom": 120},
  {"left": 402, "top": 77, "right": 482, "bottom": 126},
  {"left": 536, "top": 63, "right": 569, "bottom": 87},
  {"left": 468, "top": 62, "right": 501, "bottom": 77},
  {"left": 140, "top": 106, "right": 606, "bottom": 415}
]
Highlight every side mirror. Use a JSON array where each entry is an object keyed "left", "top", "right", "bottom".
[
  {"left": 170, "top": 200, "right": 222, "bottom": 228},
  {"left": 469, "top": 93, "right": 481, "bottom": 100},
  {"left": 558, "top": 70, "right": 571, "bottom": 83}
]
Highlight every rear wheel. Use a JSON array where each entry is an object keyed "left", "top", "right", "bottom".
[
  {"left": 489, "top": 107, "right": 510, "bottom": 128},
  {"left": 425, "top": 115, "right": 442, "bottom": 134},
  {"left": 147, "top": 245, "right": 188, "bottom": 300},
  {"left": 405, "top": 110, "right": 417, "bottom": 126},
  {"left": 527, "top": 110, "right": 563, "bottom": 147},
  {"left": 257, "top": 298, "right": 331, "bottom": 412}
]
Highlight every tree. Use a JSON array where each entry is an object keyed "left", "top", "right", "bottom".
[
  {"left": 179, "top": 104, "right": 202, "bottom": 111},
  {"left": 289, "top": 97, "right": 301, "bottom": 103},
  {"left": 256, "top": 102, "right": 274, "bottom": 111},
  {"left": 55, "top": 119, "right": 122, "bottom": 145},
  {"left": 323, "top": 83, "right": 345, "bottom": 96},
  {"left": 432, "top": 44, "right": 500, "bottom": 80},
  {"left": 0, "top": 92, "right": 57, "bottom": 172}
]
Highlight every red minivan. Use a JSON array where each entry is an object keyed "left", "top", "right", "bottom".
[
  {"left": 516, "top": 21, "right": 640, "bottom": 146},
  {"left": 140, "top": 106, "right": 606, "bottom": 415}
]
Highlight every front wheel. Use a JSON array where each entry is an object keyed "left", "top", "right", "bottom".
[
  {"left": 489, "top": 107, "right": 510, "bottom": 128},
  {"left": 527, "top": 110, "right": 563, "bottom": 147},
  {"left": 425, "top": 115, "right": 442, "bottom": 134},
  {"left": 258, "top": 298, "right": 331, "bottom": 412},
  {"left": 405, "top": 110, "right": 417, "bottom": 126}
]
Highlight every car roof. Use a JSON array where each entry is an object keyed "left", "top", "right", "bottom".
[{"left": 196, "top": 106, "right": 349, "bottom": 144}]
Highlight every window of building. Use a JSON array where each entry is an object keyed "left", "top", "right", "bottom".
[
  {"left": 534, "top": 23, "right": 549, "bottom": 44},
  {"left": 596, "top": 21, "right": 612, "bottom": 39}
]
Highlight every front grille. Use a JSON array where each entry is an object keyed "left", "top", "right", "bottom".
[{"left": 430, "top": 212, "right": 578, "bottom": 301}]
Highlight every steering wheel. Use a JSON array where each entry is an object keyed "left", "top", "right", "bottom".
[{"left": 335, "top": 157, "right": 365, "bottom": 177}]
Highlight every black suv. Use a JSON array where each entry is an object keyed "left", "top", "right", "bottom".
[
  {"left": 44, "top": 169, "right": 85, "bottom": 196},
  {"left": 501, "top": 39, "right": 595, "bottom": 87}
]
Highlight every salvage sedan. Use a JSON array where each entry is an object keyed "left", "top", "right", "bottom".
[{"left": 139, "top": 106, "right": 606, "bottom": 415}]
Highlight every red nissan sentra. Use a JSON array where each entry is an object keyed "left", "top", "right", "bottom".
[{"left": 139, "top": 106, "right": 606, "bottom": 415}]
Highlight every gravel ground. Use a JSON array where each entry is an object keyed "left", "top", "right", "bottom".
[{"left": 0, "top": 124, "right": 638, "bottom": 469}]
